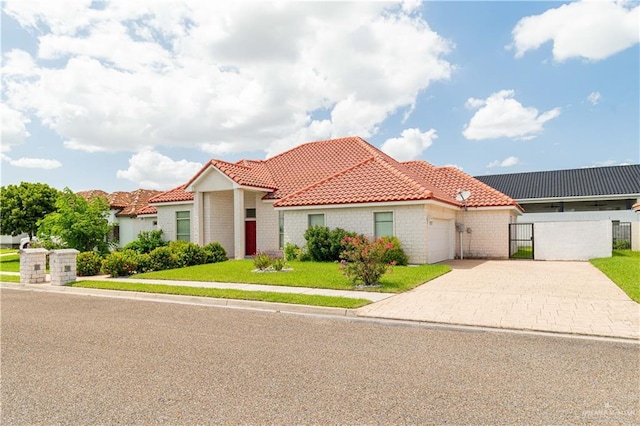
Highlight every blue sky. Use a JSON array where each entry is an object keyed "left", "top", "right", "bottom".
[{"left": 1, "top": 0, "right": 638, "bottom": 193}]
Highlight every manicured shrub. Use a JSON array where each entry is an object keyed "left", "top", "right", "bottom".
[
  {"left": 135, "top": 253, "right": 152, "bottom": 273},
  {"left": 284, "top": 243, "right": 299, "bottom": 261},
  {"left": 123, "top": 229, "right": 168, "bottom": 254},
  {"left": 76, "top": 251, "right": 103, "bottom": 276},
  {"left": 339, "top": 235, "right": 396, "bottom": 286},
  {"left": 203, "top": 242, "right": 227, "bottom": 263},
  {"left": 172, "top": 242, "right": 207, "bottom": 267},
  {"left": 304, "top": 226, "right": 358, "bottom": 262},
  {"left": 379, "top": 236, "right": 409, "bottom": 266},
  {"left": 304, "top": 226, "right": 332, "bottom": 261},
  {"left": 253, "top": 252, "right": 273, "bottom": 270},
  {"left": 101, "top": 250, "right": 139, "bottom": 277},
  {"left": 271, "top": 256, "right": 287, "bottom": 271},
  {"left": 149, "top": 246, "right": 177, "bottom": 271}
]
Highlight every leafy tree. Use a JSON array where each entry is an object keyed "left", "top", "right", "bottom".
[
  {"left": 37, "top": 188, "right": 112, "bottom": 253},
  {"left": 0, "top": 182, "right": 59, "bottom": 238}
]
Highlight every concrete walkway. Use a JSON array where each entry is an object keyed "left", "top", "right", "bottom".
[{"left": 357, "top": 260, "right": 640, "bottom": 339}]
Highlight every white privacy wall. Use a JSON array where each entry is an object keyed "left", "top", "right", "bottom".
[{"left": 534, "top": 220, "right": 612, "bottom": 261}]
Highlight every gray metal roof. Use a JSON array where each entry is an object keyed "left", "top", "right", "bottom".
[{"left": 475, "top": 165, "right": 640, "bottom": 200}]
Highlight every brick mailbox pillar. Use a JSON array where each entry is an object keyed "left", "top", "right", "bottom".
[
  {"left": 49, "top": 249, "right": 80, "bottom": 286},
  {"left": 19, "top": 248, "right": 49, "bottom": 284}
]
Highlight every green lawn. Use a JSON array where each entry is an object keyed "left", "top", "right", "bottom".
[
  {"left": 135, "top": 260, "right": 451, "bottom": 293},
  {"left": 70, "top": 281, "right": 370, "bottom": 309},
  {"left": 591, "top": 250, "right": 639, "bottom": 303},
  {"left": 0, "top": 254, "right": 20, "bottom": 273},
  {"left": 0, "top": 274, "right": 20, "bottom": 283},
  {"left": 511, "top": 246, "right": 533, "bottom": 259}
]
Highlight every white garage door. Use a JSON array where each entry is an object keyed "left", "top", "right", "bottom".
[{"left": 428, "top": 219, "right": 452, "bottom": 264}]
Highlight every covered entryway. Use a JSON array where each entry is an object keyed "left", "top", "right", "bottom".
[
  {"left": 428, "top": 219, "right": 453, "bottom": 264},
  {"left": 509, "top": 223, "right": 534, "bottom": 259}
]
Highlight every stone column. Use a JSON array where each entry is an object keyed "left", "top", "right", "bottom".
[
  {"left": 49, "top": 249, "right": 80, "bottom": 286},
  {"left": 19, "top": 248, "right": 49, "bottom": 284}
]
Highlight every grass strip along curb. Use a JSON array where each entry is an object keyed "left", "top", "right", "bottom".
[
  {"left": 70, "top": 281, "right": 371, "bottom": 309},
  {"left": 0, "top": 274, "right": 20, "bottom": 283}
]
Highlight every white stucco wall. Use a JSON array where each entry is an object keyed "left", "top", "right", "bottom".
[
  {"left": 534, "top": 220, "right": 612, "bottom": 261},
  {"left": 455, "top": 209, "right": 518, "bottom": 259},
  {"left": 519, "top": 210, "right": 639, "bottom": 251},
  {"left": 282, "top": 204, "right": 429, "bottom": 263},
  {"left": 0, "top": 233, "right": 27, "bottom": 248},
  {"left": 204, "top": 191, "right": 234, "bottom": 253},
  {"left": 256, "top": 198, "right": 280, "bottom": 253},
  {"left": 156, "top": 203, "right": 193, "bottom": 242}
]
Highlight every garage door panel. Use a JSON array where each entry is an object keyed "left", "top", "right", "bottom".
[{"left": 428, "top": 219, "right": 452, "bottom": 264}]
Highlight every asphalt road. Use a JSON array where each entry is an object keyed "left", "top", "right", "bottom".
[{"left": 2, "top": 289, "right": 639, "bottom": 425}]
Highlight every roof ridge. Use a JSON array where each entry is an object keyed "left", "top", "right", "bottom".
[
  {"left": 373, "top": 156, "right": 435, "bottom": 199},
  {"left": 441, "top": 166, "right": 520, "bottom": 208},
  {"left": 277, "top": 157, "right": 377, "bottom": 205}
]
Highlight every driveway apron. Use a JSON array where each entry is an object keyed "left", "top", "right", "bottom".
[{"left": 357, "top": 260, "right": 639, "bottom": 339}]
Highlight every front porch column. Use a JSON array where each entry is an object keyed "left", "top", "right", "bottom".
[
  {"left": 233, "top": 188, "right": 245, "bottom": 259},
  {"left": 193, "top": 191, "right": 204, "bottom": 245}
]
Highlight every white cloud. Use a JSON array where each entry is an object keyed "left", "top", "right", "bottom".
[
  {"left": 2, "top": 1, "right": 453, "bottom": 158},
  {"left": 116, "top": 150, "right": 203, "bottom": 190},
  {"left": 511, "top": 0, "right": 640, "bottom": 61},
  {"left": 462, "top": 90, "right": 560, "bottom": 141},
  {"left": 0, "top": 104, "right": 31, "bottom": 152},
  {"left": 487, "top": 156, "right": 520, "bottom": 168},
  {"left": 1, "top": 154, "right": 62, "bottom": 169},
  {"left": 381, "top": 128, "right": 438, "bottom": 161},
  {"left": 587, "top": 91, "right": 601, "bottom": 105}
]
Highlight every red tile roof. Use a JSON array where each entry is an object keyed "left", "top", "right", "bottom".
[
  {"left": 148, "top": 184, "right": 194, "bottom": 203},
  {"left": 137, "top": 205, "right": 158, "bottom": 215},
  {"left": 150, "top": 136, "right": 520, "bottom": 211},
  {"left": 185, "top": 159, "right": 277, "bottom": 190},
  {"left": 403, "top": 161, "right": 522, "bottom": 210},
  {"left": 77, "top": 190, "right": 108, "bottom": 201},
  {"left": 78, "top": 189, "right": 162, "bottom": 216}
]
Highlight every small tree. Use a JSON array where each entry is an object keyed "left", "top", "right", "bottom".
[
  {"left": 339, "top": 235, "right": 396, "bottom": 286},
  {"left": 0, "top": 182, "right": 59, "bottom": 238},
  {"left": 37, "top": 188, "right": 112, "bottom": 253}
]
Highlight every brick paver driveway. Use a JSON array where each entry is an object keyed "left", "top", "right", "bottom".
[{"left": 358, "top": 260, "right": 639, "bottom": 339}]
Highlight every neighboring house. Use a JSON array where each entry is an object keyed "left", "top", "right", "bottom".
[
  {"left": 0, "top": 233, "right": 28, "bottom": 249},
  {"left": 149, "top": 137, "right": 522, "bottom": 263},
  {"left": 78, "top": 189, "right": 162, "bottom": 247},
  {"left": 476, "top": 165, "right": 640, "bottom": 251}
]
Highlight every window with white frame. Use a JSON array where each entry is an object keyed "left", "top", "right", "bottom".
[
  {"left": 308, "top": 213, "right": 325, "bottom": 228},
  {"left": 176, "top": 211, "right": 191, "bottom": 241},
  {"left": 374, "top": 212, "right": 393, "bottom": 238}
]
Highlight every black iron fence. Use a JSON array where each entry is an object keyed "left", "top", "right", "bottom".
[
  {"left": 509, "top": 223, "right": 534, "bottom": 259},
  {"left": 612, "top": 222, "right": 631, "bottom": 250}
]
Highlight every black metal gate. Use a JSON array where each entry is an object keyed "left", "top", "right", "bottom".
[
  {"left": 612, "top": 222, "right": 631, "bottom": 250},
  {"left": 509, "top": 223, "right": 534, "bottom": 259}
]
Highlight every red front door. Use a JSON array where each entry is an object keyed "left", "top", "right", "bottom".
[{"left": 245, "top": 221, "right": 257, "bottom": 256}]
